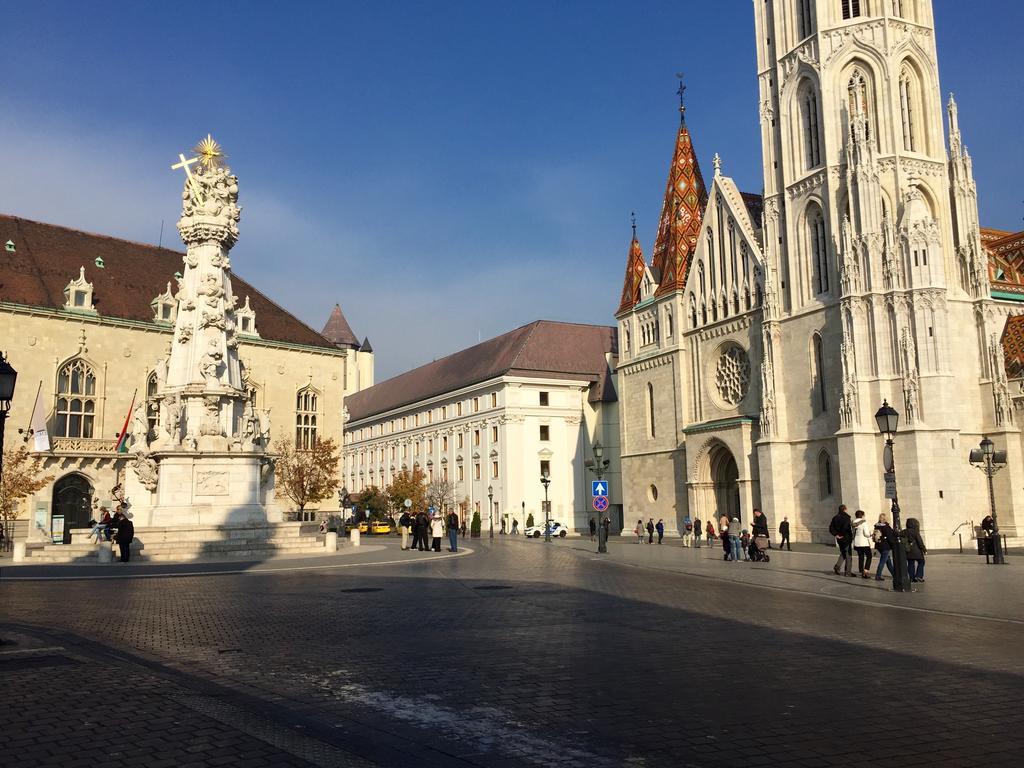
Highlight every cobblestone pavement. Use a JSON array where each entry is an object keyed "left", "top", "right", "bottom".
[{"left": 1, "top": 538, "right": 1021, "bottom": 767}]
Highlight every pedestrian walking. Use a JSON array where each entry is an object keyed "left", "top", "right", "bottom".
[
  {"left": 635, "top": 519, "right": 645, "bottom": 544},
  {"left": 730, "top": 518, "right": 742, "bottom": 562},
  {"left": 646, "top": 519, "right": 655, "bottom": 544},
  {"left": 416, "top": 510, "right": 430, "bottom": 551},
  {"left": 511, "top": 518, "right": 519, "bottom": 536},
  {"left": 873, "top": 512, "right": 897, "bottom": 580},
  {"left": 829, "top": 504, "right": 856, "bottom": 577},
  {"left": 446, "top": 510, "right": 459, "bottom": 552},
  {"left": 706, "top": 521, "right": 715, "bottom": 545},
  {"left": 589, "top": 517, "right": 597, "bottom": 541},
  {"left": 681, "top": 516, "right": 693, "bottom": 548},
  {"left": 693, "top": 517, "right": 701, "bottom": 548},
  {"left": 904, "top": 517, "right": 927, "bottom": 582},
  {"left": 399, "top": 509, "right": 412, "bottom": 550},
  {"left": 113, "top": 511, "right": 134, "bottom": 563},
  {"left": 740, "top": 530, "right": 751, "bottom": 561},
  {"left": 750, "top": 508, "right": 769, "bottom": 560},
  {"left": 656, "top": 519, "right": 665, "bottom": 544},
  {"left": 852, "top": 509, "right": 873, "bottom": 578},
  {"left": 430, "top": 514, "right": 444, "bottom": 552},
  {"left": 720, "top": 518, "right": 732, "bottom": 560},
  {"left": 779, "top": 516, "right": 791, "bottom": 550}
]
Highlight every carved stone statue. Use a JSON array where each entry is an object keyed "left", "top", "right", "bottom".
[
  {"left": 198, "top": 340, "right": 223, "bottom": 385},
  {"left": 132, "top": 452, "right": 159, "bottom": 492},
  {"left": 130, "top": 401, "right": 149, "bottom": 451},
  {"left": 200, "top": 395, "right": 224, "bottom": 437}
]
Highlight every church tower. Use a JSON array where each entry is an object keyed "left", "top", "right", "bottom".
[{"left": 751, "top": 1, "right": 1020, "bottom": 541}]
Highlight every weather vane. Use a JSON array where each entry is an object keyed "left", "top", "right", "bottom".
[
  {"left": 631, "top": 211, "right": 637, "bottom": 239},
  {"left": 676, "top": 72, "right": 687, "bottom": 119}
]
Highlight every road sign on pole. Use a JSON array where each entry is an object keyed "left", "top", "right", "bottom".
[
  {"left": 593, "top": 495, "right": 609, "bottom": 512},
  {"left": 883, "top": 471, "right": 897, "bottom": 500},
  {"left": 592, "top": 480, "right": 608, "bottom": 497}
]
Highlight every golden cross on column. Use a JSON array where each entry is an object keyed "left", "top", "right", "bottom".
[{"left": 171, "top": 152, "right": 204, "bottom": 204}]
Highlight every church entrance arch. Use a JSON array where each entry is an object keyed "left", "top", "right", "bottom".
[
  {"left": 52, "top": 473, "right": 93, "bottom": 543},
  {"left": 692, "top": 440, "right": 741, "bottom": 527}
]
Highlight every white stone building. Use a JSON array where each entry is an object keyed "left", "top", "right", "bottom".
[
  {"left": 342, "top": 321, "right": 621, "bottom": 534},
  {"left": 615, "top": 1, "right": 1023, "bottom": 546}
]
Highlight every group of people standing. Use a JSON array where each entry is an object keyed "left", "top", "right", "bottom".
[
  {"left": 829, "top": 504, "right": 927, "bottom": 582},
  {"left": 634, "top": 518, "right": 665, "bottom": 544},
  {"left": 398, "top": 509, "right": 460, "bottom": 553},
  {"left": 88, "top": 506, "right": 134, "bottom": 562}
]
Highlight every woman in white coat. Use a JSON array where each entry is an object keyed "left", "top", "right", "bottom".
[
  {"left": 851, "top": 508, "right": 874, "bottom": 578},
  {"left": 430, "top": 514, "right": 445, "bottom": 552}
]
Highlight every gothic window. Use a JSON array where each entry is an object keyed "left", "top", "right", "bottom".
[
  {"left": 689, "top": 293, "right": 698, "bottom": 328},
  {"left": 818, "top": 450, "right": 834, "bottom": 499},
  {"left": 666, "top": 310, "right": 673, "bottom": 339},
  {"left": 812, "top": 333, "right": 828, "bottom": 413},
  {"left": 729, "top": 222, "right": 738, "bottom": 285},
  {"left": 714, "top": 344, "right": 752, "bottom": 406},
  {"left": 797, "top": 0, "right": 815, "bottom": 38},
  {"left": 646, "top": 382, "right": 656, "bottom": 439},
  {"left": 847, "top": 68, "right": 872, "bottom": 142},
  {"left": 842, "top": 0, "right": 863, "bottom": 19},
  {"left": 809, "top": 207, "right": 829, "bottom": 294},
  {"left": 717, "top": 204, "right": 727, "bottom": 287},
  {"left": 295, "top": 388, "right": 318, "bottom": 449},
  {"left": 800, "top": 84, "right": 822, "bottom": 168},
  {"left": 898, "top": 66, "right": 918, "bottom": 152},
  {"left": 55, "top": 359, "right": 97, "bottom": 438},
  {"left": 706, "top": 228, "right": 716, "bottom": 291},
  {"left": 146, "top": 371, "right": 159, "bottom": 436}
]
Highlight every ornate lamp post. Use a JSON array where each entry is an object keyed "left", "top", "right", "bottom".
[
  {"left": 586, "top": 439, "right": 611, "bottom": 554},
  {"left": 540, "top": 472, "right": 551, "bottom": 542},
  {"left": 487, "top": 484, "right": 494, "bottom": 540},
  {"left": 0, "top": 352, "right": 18, "bottom": 492},
  {"left": 874, "top": 400, "right": 910, "bottom": 592},
  {"left": 970, "top": 436, "right": 1007, "bottom": 564}
]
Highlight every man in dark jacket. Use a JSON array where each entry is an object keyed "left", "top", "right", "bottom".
[
  {"left": 113, "top": 511, "right": 134, "bottom": 563},
  {"left": 829, "top": 505, "right": 855, "bottom": 576},
  {"left": 447, "top": 511, "right": 459, "bottom": 552},
  {"left": 646, "top": 519, "right": 655, "bottom": 544},
  {"left": 693, "top": 517, "right": 702, "bottom": 548},
  {"left": 399, "top": 510, "right": 412, "bottom": 550},
  {"left": 416, "top": 511, "right": 430, "bottom": 552},
  {"left": 589, "top": 517, "right": 597, "bottom": 541},
  {"left": 779, "top": 517, "right": 791, "bottom": 550},
  {"left": 750, "top": 508, "right": 769, "bottom": 559}
]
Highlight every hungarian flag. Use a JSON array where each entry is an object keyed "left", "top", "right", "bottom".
[
  {"left": 115, "top": 390, "right": 137, "bottom": 453},
  {"left": 29, "top": 382, "right": 50, "bottom": 452}
]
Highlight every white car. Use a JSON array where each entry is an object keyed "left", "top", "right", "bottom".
[{"left": 524, "top": 522, "right": 568, "bottom": 538}]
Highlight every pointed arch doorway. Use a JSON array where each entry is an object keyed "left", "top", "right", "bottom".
[
  {"left": 692, "top": 441, "right": 741, "bottom": 527},
  {"left": 52, "top": 473, "right": 93, "bottom": 543}
]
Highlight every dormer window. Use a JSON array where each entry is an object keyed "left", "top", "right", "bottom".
[
  {"left": 151, "top": 282, "right": 177, "bottom": 324},
  {"left": 63, "top": 266, "right": 96, "bottom": 313},
  {"left": 236, "top": 295, "right": 258, "bottom": 337},
  {"left": 4, "top": 240, "right": 14, "bottom": 252}
]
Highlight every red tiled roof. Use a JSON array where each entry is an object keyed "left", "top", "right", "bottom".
[
  {"left": 345, "top": 320, "right": 617, "bottom": 422},
  {"left": 616, "top": 234, "right": 646, "bottom": 316},
  {"left": 0, "top": 214, "right": 337, "bottom": 351},
  {"left": 651, "top": 116, "right": 707, "bottom": 297}
]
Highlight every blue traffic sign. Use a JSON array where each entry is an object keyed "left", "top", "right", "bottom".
[{"left": 592, "top": 480, "right": 608, "bottom": 497}]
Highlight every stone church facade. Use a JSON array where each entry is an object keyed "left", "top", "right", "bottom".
[
  {"left": 616, "top": 1, "right": 1024, "bottom": 546},
  {"left": 0, "top": 214, "right": 373, "bottom": 538}
]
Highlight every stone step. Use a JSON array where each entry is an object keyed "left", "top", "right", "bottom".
[{"left": 22, "top": 537, "right": 325, "bottom": 562}]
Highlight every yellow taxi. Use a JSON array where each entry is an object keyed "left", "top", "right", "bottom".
[{"left": 370, "top": 520, "right": 393, "bottom": 535}]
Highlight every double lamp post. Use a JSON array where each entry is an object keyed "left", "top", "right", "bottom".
[{"left": 0, "top": 352, "right": 18, "bottom": 491}]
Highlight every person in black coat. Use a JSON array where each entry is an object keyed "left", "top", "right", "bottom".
[
  {"left": 829, "top": 505, "right": 855, "bottom": 577},
  {"left": 873, "top": 512, "right": 897, "bottom": 580},
  {"left": 749, "top": 508, "right": 770, "bottom": 559},
  {"left": 693, "top": 517, "right": 702, "bottom": 549},
  {"left": 113, "top": 511, "right": 134, "bottom": 563},
  {"left": 903, "top": 517, "right": 927, "bottom": 582},
  {"left": 778, "top": 517, "right": 791, "bottom": 550},
  {"left": 416, "top": 511, "right": 430, "bottom": 552}
]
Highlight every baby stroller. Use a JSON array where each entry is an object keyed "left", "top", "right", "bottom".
[{"left": 749, "top": 535, "right": 771, "bottom": 563}]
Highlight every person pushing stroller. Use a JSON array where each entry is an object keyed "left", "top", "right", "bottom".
[{"left": 748, "top": 508, "right": 771, "bottom": 563}]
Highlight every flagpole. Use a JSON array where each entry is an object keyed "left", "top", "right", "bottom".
[
  {"left": 115, "top": 389, "right": 138, "bottom": 453},
  {"left": 18, "top": 381, "right": 43, "bottom": 443}
]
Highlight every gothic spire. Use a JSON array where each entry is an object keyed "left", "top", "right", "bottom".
[
  {"left": 651, "top": 103, "right": 707, "bottom": 297},
  {"left": 616, "top": 214, "right": 647, "bottom": 316}
]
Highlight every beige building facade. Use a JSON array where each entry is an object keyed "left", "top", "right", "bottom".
[
  {"left": 1, "top": 214, "right": 372, "bottom": 538},
  {"left": 616, "top": 1, "right": 1024, "bottom": 547},
  {"left": 343, "top": 321, "right": 622, "bottom": 534}
]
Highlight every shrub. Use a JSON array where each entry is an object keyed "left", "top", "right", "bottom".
[{"left": 471, "top": 511, "right": 481, "bottom": 537}]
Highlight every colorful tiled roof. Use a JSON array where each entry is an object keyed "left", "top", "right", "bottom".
[
  {"left": 1001, "top": 314, "right": 1024, "bottom": 380},
  {"left": 616, "top": 232, "right": 646, "bottom": 316},
  {"left": 651, "top": 116, "right": 707, "bottom": 297},
  {"left": 0, "top": 214, "right": 338, "bottom": 351},
  {"left": 984, "top": 228, "right": 1024, "bottom": 300},
  {"left": 345, "top": 321, "right": 617, "bottom": 422}
]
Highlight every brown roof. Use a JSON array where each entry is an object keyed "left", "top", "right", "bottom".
[
  {"left": 346, "top": 320, "right": 618, "bottom": 422},
  {"left": 321, "top": 303, "right": 360, "bottom": 348},
  {"left": 0, "top": 214, "right": 337, "bottom": 351}
]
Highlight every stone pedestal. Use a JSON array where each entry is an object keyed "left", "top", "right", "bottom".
[
  {"left": 325, "top": 531, "right": 338, "bottom": 552},
  {"left": 13, "top": 541, "right": 26, "bottom": 562}
]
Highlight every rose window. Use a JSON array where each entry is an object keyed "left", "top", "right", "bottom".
[{"left": 714, "top": 344, "right": 751, "bottom": 406}]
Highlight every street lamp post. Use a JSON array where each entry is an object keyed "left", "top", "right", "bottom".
[
  {"left": 874, "top": 400, "right": 911, "bottom": 592},
  {"left": 0, "top": 352, "right": 18, "bottom": 501},
  {"left": 586, "top": 439, "right": 611, "bottom": 554},
  {"left": 540, "top": 473, "right": 551, "bottom": 542},
  {"left": 487, "top": 484, "right": 494, "bottom": 541},
  {"left": 970, "top": 436, "right": 1007, "bottom": 565}
]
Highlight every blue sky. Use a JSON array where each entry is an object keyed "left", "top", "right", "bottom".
[{"left": 2, "top": 1, "right": 1021, "bottom": 380}]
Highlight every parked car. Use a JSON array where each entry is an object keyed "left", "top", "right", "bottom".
[
  {"left": 524, "top": 522, "right": 568, "bottom": 538},
  {"left": 369, "top": 520, "right": 393, "bottom": 535}
]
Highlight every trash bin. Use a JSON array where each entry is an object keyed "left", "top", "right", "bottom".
[{"left": 977, "top": 537, "right": 995, "bottom": 556}]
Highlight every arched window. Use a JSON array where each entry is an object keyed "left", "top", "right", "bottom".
[
  {"left": 666, "top": 310, "right": 673, "bottom": 339},
  {"left": 818, "top": 450, "right": 834, "bottom": 499},
  {"left": 800, "top": 84, "right": 822, "bottom": 168},
  {"left": 717, "top": 204, "right": 727, "bottom": 287},
  {"left": 646, "top": 382, "right": 656, "bottom": 439},
  {"left": 689, "top": 293, "right": 698, "bottom": 328},
  {"left": 56, "top": 359, "right": 97, "bottom": 438},
  {"left": 146, "top": 371, "right": 160, "bottom": 437},
  {"left": 729, "top": 222, "right": 738, "bottom": 285},
  {"left": 706, "top": 228, "right": 715, "bottom": 291},
  {"left": 847, "top": 68, "right": 872, "bottom": 141},
  {"left": 808, "top": 207, "right": 829, "bottom": 294},
  {"left": 797, "top": 0, "right": 815, "bottom": 38},
  {"left": 295, "top": 388, "right": 318, "bottom": 449},
  {"left": 812, "top": 333, "right": 828, "bottom": 413},
  {"left": 842, "top": 0, "right": 863, "bottom": 19},
  {"left": 898, "top": 66, "right": 918, "bottom": 152}
]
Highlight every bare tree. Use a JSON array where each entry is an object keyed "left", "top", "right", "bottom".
[{"left": 425, "top": 479, "right": 455, "bottom": 515}]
